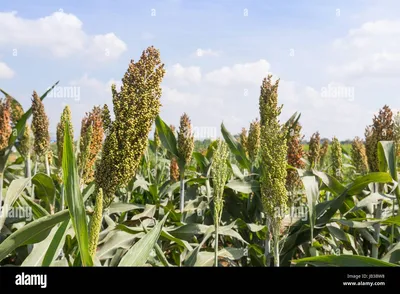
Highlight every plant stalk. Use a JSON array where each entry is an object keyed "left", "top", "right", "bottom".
[
  {"left": 0, "top": 172, "right": 3, "bottom": 213},
  {"left": 265, "top": 218, "right": 271, "bottom": 266},
  {"left": 214, "top": 221, "right": 219, "bottom": 267},
  {"left": 60, "top": 183, "right": 65, "bottom": 210},
  {"left": 45, "top": 153, "right": 50, "bottom": 176},
  {"left": 273, "top": 231, "right": 280, "bottom": 267},
  {"left": 372, "top": 201, "right": 382, "bottom": 258},
  {"left": 179, "top": 171, "right": 185, "bottom": 222}
]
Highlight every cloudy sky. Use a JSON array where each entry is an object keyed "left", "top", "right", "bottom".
[{"left": 1, "top": 0, "right": 399, "bottom": 141}]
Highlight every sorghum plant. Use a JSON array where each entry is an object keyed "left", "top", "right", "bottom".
[
  {"left": 319, "top": 140, "right": 329, "bottom": 168},
  {"left": 177, "top": 113, "right": 194, "bottom": 217},
  {"left": 307, "top": 132, "right": 320, "bottom": 169},
  {"left": 247, "top": 119, "right": 260, "bottom": 164},
  {"left": 330, "top": 137, "right": 343, "bottom": 181},
  {"left": 239, "top": 127, "right": 248, "bottom": 155},
  {"left": 79, "top": 106, "right": 104, "bottom": 184},
  {"left": 365, "top": 105, "right": 394, "bottom": 172},
  {"left": 95, "top": 46, "right": 166, "bottom": 207},
  {"left": 259, "top": 75, "right": 288, "bottom": 267},
  {"left": 57, "top": 106, "right": 74, "bottom": 168},
  {"left": 351, "top": 137, "right": 369, "bottom": 175},
  {"left": 211, "top": 139, "right": 230, "bottom": 267},
  {"left": 31, "top": 91, "right": 50, "bottom": 175},
  {"left": 286, "top": 123, "right": 305, "bottom": 202}
]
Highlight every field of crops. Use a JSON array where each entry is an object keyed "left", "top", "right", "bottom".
[{"left": 0, "top": 46, "right": 400, "bottom": 268}]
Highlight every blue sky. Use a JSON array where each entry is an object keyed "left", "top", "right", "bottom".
[{"left": 1, "top": 0, "right": 399, "bottom": 140}]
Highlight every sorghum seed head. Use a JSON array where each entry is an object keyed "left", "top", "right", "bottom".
[
  {"left": 31, "top": 91, "right": 50, "bottom": 157},
  {"left": 247, "top": 118, "right": 261, "bottom": 162},
  {"left": 330, "top": 137, "right": 343, "bottom": 181},
  {"left": 0, "top": 98, "right": 12, "bottom": 151},
  {"left": 56, "top": 106, "right": 73, "bottom": 166},
  {"left": 177, "top": 113, "right": 194, "bottom": 167},
  {"left": 351, "top": 136, "right": 369, "bottom": 175},
  {"left": 95, "top": 46, "right": 166, "bottom": 207},
  {"left": 259, "top": 75, "right": 288, "bottom": 222}
]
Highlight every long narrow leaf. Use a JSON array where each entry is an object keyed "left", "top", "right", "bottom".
[{"left": 62, "top": 121, "right": 93, "bottom": 266}]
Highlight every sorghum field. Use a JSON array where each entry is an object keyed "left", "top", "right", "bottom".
[{"left": 0, "top": 46, "right": 400, "bottom": 268}]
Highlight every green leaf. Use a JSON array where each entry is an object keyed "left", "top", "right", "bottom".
[
  {"left": 193, "top": 152, "right": 210, "bottom": 174},
  {"left": 155, "top": 116, "right": 179, "bottom": 158},
  {"left": 118, "top": 213, "right": 169, "bottom": 266},
  {"left": 62, "top": 121, "right": 93, "bottom": 266},
  {"left": 22, "top": 194, "right": 49, "bottom": 219},
  {"left": 21, "top": 225, "right": 60, "bottom": 266},
  {"left": 347, "top": 172, "right": 393, "bottom": 195},
  {"left": 32, "top": 173, "right": 56, "bottom": 206},
  {"left": 0, "top": 210, "right": 69, "bottom": 262},
  {"left": 42, "top": 219, "right": 71, "bottom": 266},
  {"left": 301, "top": 175, "right": 319, "bottom": 235},
  {"left": 0, "top": 177, "right": 31, "bottom": 230},
  {"left": 381, "top": 243, "right": 400, "bottom": 264},
  {"left": 294, "top": 255, "right": 398, "bottom": 267},
  {"left": 108, "top": 203, "right": 145, "bottom": 214},
  {"left": 377, "top": 141, "right": 400, "bottom": 203},
  {"left": 226, "top": 179, "right": 259, "bottom": 194},
  {"left": 312, "top": 170, "right": 346, "bottom": 195},
  {"left": 221, "top": 123, "right": 251, "bottom": 171},
  {"left": 166, "top": 223, "right": 209, "bottom": 240},
  {"left": 97, "top": 230, "right": 144, "bottom": 260}
]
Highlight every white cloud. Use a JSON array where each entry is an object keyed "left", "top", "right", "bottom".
[
  {"left": 166, "top": 63, "right": 202, "bottom": 85},
  {"left": 0, "top": 11, "right": 127, "bottom": 61},
  {"left": 192, "top": 48, "right": 221, "bottom": 58},
  {"left": 205, "top": 59, "right": 271, "bottom": 86},
  {"left": 329, "top": 20, "right": 400, "bottom": 77},
  {"left": 0, "top": 61, "right": 15, "bottom": 79},
  {"left": 162, "top": 86, "right": 201, "bottom": 106},
  {"left": 160, "top": 60, "right": 367, "bottom": 139}
]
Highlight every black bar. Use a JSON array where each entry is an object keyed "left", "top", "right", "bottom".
[{"left": 1, "top": 267, "right": 399, "bottom": 290}]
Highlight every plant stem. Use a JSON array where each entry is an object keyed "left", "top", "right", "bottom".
[
  {"left": 214, "top": 221, "right": 219, "bottom": 267},
  {"left": 155, "top": 151, "right": 158, "bottom": 184},
  {"left": 0, "top": 172, "right": 4, "bottom": 213},
  {"left": 273, "top": 230, "right": 280, "bottom": 267},
  {"left": 372, "top": 201, "right": 382, "bottom": 258},
  {"left": 60, "top": 183, "right": 65, "bottom": 210},
  {"left": 45, "top": 153, "right": 50, "bottom": 176},
  {"left": 265, "top": 218, "right": 271, "bottom": 266},
  {"left": 26, "top": 151, "right": 32, "bottom": 184},
  {"left": 179, "top": 171, "right": 185, "bottom": 222}
]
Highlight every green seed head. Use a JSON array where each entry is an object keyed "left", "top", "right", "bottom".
[
  {"left": 89, "top": 188, "right": 103, "bottom": 259},
  {"left": 286, "top": 123, "right": 305, "bottom": 195},
  {"left": 95, "top": 46, "right": 166, "bottom": 207},
  {"left": 330, "top": 137, "right": 343, "bottom": 181},
  {"left": 31, "top": 91, "right": 50, "bottom": 157},
  {"left": 57, "top": 106, "right": 73, "bottom": 166},
  {"left": 239, "top": 127, "right": 248, "bottom": 155},
  {"left": 308, "top": 132, "right": 321, "bottom": 169},
  {"left": 80, "top": 106, "right": 104, "bottom": 184},
  {"left": 247, "top": 118, "right": 261, "bottom": 162},
  {"left": 0, "top": 98, "right": 12, "bottom": 151},
  {"left": 351, "top": 136, "right": 369, "bottom": 175},
  {"left": 177, "top": 113, "right": 194, "bottom": 167},
  {"left": 259, "top": 75, "right": 288, "bottom": 222},
  {"left": 211, "top": 139, "right": 230, "bottom": 223},
  {"left": 365, "top": 105, "right": 394, "bottom": 172}
]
